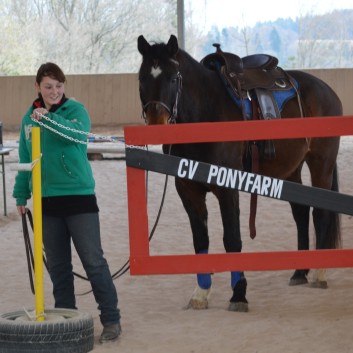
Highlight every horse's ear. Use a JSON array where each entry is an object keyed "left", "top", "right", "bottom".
[
  {"left": 137, "top": 35, "right": 150, "bottom": 56},
  {"left": 167, "top": 35, "right": 179, "bottom": 57}
]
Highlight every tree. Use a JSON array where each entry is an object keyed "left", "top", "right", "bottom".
[
  {"left": 0, "top": 0, "right": 178, "bottom": 74},
  {"left": 270, "top": 27, "right": 281, "bottom": 54},
  {"left": 0, "top": 1, "right": 352, "bottom": 74}
]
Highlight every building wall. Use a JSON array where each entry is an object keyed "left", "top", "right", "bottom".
[{"left": 0, "top": 69, "right": 352, "bottom": 131}]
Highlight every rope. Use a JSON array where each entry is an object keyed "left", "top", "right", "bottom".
[
  {"left": 21, "top": 209, "right": 53, "bottom": 294},
  {"left": 21, "top": 209, "right": 92, "bottom": 292},
  {"left": 22, "top": 115, "right": 170, "bottom": 295},
  {"left": 76, "top": 172, "right": 169, "bottom": 295},
  {"left": 21, "top": 211, "right": 35, "bottom": 294},
  {"left": 21, "top": 172, "right": 169, "bottom": 296}
]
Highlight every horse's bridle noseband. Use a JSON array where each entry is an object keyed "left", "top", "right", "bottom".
[{"left": 141, "top": 71, "right": 182, "bottom": 124}]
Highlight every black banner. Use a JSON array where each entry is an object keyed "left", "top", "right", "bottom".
[{"left": 125, "top": 147, "right": 353, "bottom": 216}]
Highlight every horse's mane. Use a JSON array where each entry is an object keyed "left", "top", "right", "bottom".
[
  {"left": 177, "top": 48, "right": 199, "bottom": 65},
  {"left": 176, "top": 49, "right": 211, "bottom": 78},
  {"left": 147, "top": 41, "right": 204, "bottom": 73}
]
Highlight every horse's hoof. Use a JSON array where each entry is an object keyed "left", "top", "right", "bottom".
[
  {"left": 289, "top": 269, "right": 309, "bottom": 286},
  {"left": 309, "top": 280, "right": 328, "bottom": 289},
  {"left": 229, "top": 277, "right": 248, "bottom": 312},
  {"left": 186, "top": 286, "right": 210, "bottom": 310},
  {"left": 188, "top": 298, "right": 209, "bottom": 310},
  {"left": 289, "top": 277, "right": 308, "bottom": 286},
  {"left": 228, "top": 302, "right": 249, "bottom": 312}
]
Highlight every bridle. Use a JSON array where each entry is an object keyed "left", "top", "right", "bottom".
[{"left": 141, "top": 71, "right": 182, "bottom": 124}]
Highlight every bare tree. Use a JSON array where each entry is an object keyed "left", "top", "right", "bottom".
[
  {"left": 0, "top": 0, "right": 179, "bottom": 74},
  {"left": 3, "top": 0, "right": 349, "bottom": 74}
]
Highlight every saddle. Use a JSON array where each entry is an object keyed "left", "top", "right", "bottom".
[
  {"left": 201, "top": 43, "right": 300, "bottom": 159},
  {"left": 201, "top": 44, "right": 302, "bottom": 240},
  {"left": 201, "top": 44, "right": 293, "bottom": 98}
]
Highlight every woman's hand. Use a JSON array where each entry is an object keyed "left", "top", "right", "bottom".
[
  {"left": 17, "top": 205, "right": 27, "bottom": 215},
  {"left": 31, "top": 108, "right": 48, "bottom": 120}
]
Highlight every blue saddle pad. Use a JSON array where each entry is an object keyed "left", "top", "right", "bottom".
[{"left": 241, "top": 85, "right": 298, "bottom": 120}]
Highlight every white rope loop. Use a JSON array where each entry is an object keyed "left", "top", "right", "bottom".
[{"left": 11, "top": 155, "right": 42, "bottom": 171}]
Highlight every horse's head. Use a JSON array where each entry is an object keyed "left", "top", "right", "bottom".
[{"left": 137, "top": 35, "right": 182, "bottom": 125}]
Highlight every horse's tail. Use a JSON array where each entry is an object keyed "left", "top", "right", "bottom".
[{"left": 326, "top": 162, "right": 341, "bottom": 249}]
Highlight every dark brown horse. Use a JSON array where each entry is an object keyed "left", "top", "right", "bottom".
[{"left": 137, "top": 34, "right": 342, "bottom": 312}]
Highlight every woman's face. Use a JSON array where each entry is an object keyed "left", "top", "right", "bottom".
[{"left": 36, "top": 76, "right": 65, "bottom": 110}]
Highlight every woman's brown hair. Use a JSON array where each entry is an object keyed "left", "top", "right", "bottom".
[{"left": 36, "top": 62, "right": 66, "bottom": 84}]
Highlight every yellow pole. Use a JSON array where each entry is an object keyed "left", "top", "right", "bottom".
[{"left": 32, "top": 127, "right": 45, "bottom": 321}]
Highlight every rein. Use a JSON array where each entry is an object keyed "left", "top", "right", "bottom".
[
  {"left": 21, "top": 209, "right": 89, "bottom": 294},
  {"left": 21, "top": 210, "right": 68, "bottom": 292},
  {"left": 21, "top": 210, "right": 35, "bottom": 294},
  {"left": 21, "top": 175, "right": 169, "bottom": 295}
]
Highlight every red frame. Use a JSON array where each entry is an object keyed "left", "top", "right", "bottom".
[{"left": 124, "top": 116, "right": 353, "bottom": 275}]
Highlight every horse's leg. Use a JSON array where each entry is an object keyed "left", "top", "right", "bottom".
[
  {"left": 216, "top": 188, "right": 248, "bottom": 312},
  {"left": 309, "top": 209, "right": 336, "bottom": 289},
  {"left": 277, "top": 162, "right": 311, "bottom": 285},
  {"left": 310, "top": 193, "right": 340, "bottom": 289},
  {"left": 175, "top": 179, "right": 211, "bottom": 309},
  {"left": 306, "top": 142, "right": 341, "bottom": 289},
  {"left": 288, "top": 202, "right": 310, "bottom": 285}
]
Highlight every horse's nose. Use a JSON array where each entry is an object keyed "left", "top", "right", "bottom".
[
  {"left": 149, "top": 102, "right": 168, "bottom": 115},
  {"left": 145, "top": 102, "right": 170, "bottom": 125}
]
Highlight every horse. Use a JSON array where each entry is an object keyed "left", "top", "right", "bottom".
[{"left": 137, "top": 34, "right": 342, "bottom": 312}]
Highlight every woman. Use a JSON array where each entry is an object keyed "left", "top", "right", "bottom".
[{"left": 13, "top": 62, "right": 121, "bottom": 343}]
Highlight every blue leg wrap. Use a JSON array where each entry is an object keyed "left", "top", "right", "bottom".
[
  {"left": 197, "top": 273, "right": 212, "bottom": 289},
  {"left": 197, "top": 250, "right": 212, "bottom": 289},
  {"left": 231, "top": 271, "right": 241, "bottom": 289}
]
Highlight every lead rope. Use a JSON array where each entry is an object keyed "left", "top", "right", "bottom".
[
  {"left": 22, "top": 209, "right": 91, "bottom": 293},
  {"left": 21, "top": 166, "right": 170, "bottom": 295},
  {"left": 22, "top": 115, "right": 170, "bottom": 295},
  {"left": 111, "top": 168, "right": 170, "bottom": 282},
  {"left": 76, "top": 169, "right": 169, "bottom": 295},
  {"left": 22, "top": 210, "right": 35, "bottom": 294}
]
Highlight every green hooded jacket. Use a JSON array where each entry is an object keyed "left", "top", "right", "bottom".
[{"left": 13, "top": 99, "right": 95, "bottom": 206}]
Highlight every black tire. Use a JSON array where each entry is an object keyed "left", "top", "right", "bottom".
[{"left": 0, "top": 308, "right": 94, "bottom": 353}]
